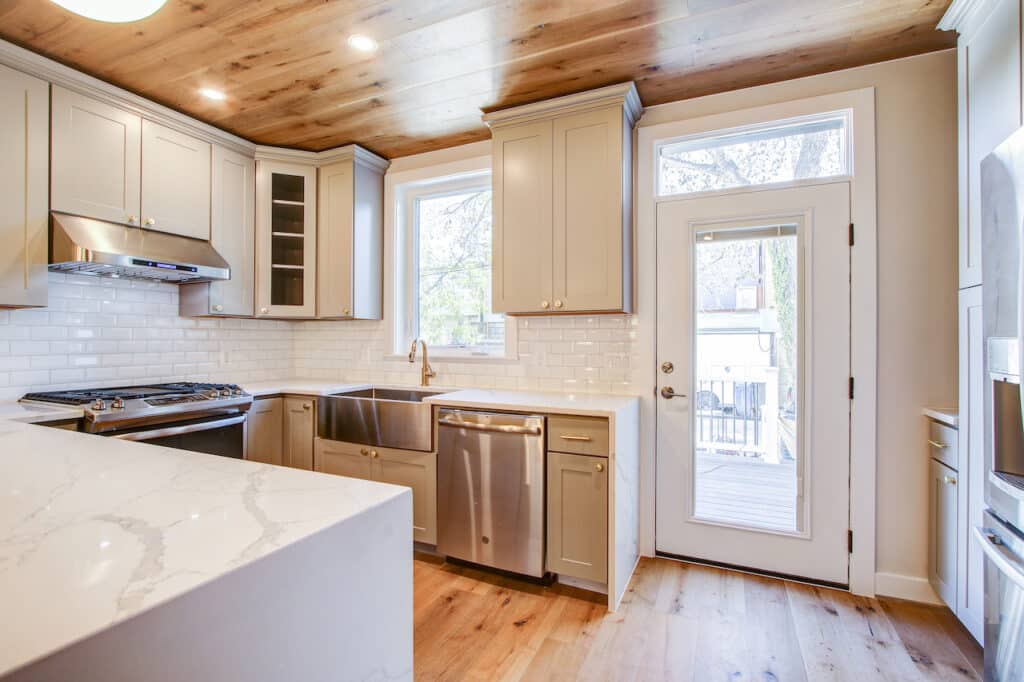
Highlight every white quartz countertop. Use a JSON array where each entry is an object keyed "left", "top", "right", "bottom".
[
  {"left": 923, "top": 406, "right": 959, "bottom": 428},
  {"left": 424, "top": 389, "right": 640, "bottom": 418},
  {"left": 239, "top": 380, "right": 372, "bottom": 397},
  {"left": 0, "top": 401, "right": 84, "bottom": 424},
  {"left": 0, "top": 419, "right": 407, "bottom": 677}
]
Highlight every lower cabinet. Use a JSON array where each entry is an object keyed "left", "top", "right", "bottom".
[
  {"left": 283, "top": 397, "right": 315, "bottom": 470},
  {"left": 246, "top": 397, "right": 283, "bottom": 465},
  {"left": 929, "top": 456, "right": 959, "bottom": 608},
  {"left": 547, "top": 450, "right": 608, "bottom": 583},
  {"left": 315, "top": 438, "right": 437, "bottom": 544}
]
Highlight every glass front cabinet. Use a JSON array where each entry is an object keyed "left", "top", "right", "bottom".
[{"left": 255, "top": 161, "right": 318, "bottom": 317}]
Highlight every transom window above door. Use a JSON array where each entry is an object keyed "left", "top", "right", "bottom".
[
  {"left": 394, "top": 169, "right": 514, "bottom": 359},
  {"left": 657, "top": 111, "right": 851, "bottom": 197}
]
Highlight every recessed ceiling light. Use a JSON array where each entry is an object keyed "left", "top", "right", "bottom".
[
  {"left": 199, "top": 88, "right": 227, "bottom": 101},
  {"left": 347, "top": 34, "right": 378, "bottom": 53},
  {"left": 50, "top": 0, "right": 168, "bottom": 23}
]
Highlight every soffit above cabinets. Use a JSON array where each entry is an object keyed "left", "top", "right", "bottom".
[{"left": 0, "top": 0, "right": 954, "bottom": 159}]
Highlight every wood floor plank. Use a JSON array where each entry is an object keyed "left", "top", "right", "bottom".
[{"left": 412, "top": 556, "right": 983, "bottom": 681}]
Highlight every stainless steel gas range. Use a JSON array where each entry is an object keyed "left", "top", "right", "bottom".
[{"left": 20, "top": 382, "right": 252, "bottom": 458}]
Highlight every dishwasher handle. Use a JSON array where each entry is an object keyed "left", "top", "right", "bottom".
[{"left": 438, "top": 415, "right": 542, "bottom": 436}]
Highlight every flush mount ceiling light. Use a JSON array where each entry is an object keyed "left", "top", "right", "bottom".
[
  {"left": 347, "top": 34, "right": 378, "bottom": 53},
  {"left": 50, "top": 0, "right": 167, "bottom": 23},
  {"left": 199, "top": 88, "right": 226, "bottom": 101}
]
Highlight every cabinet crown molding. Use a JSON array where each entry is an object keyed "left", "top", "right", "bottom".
[
  {"left": 482, "top": 82, "right": 642, "bottom": 129},
  {"left": 938, "top": 0, "right": 998, "bottom": 33},
  {"left": 254, "top": 143, "right": 389, "bottom": 172}
]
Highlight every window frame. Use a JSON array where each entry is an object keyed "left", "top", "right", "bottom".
[
  {"left": 655, "top": 109, "right": 853, "bottom": 199},
  {"left": 392, "top": 167, "right": 518, "bottom": 361}
]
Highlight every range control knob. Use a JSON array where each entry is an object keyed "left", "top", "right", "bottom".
[
  {"left": 91, "top": 399, "right": 107, "bottom": 411},
  {"left": 207, "top": 390, "right": 220, "bottom": 399},
  {"left": 220, "top": 389, "right": 231, "bottom": 397},
  {"left": 111, "top": 397, "right": 126, "bottom": 409},
  {"left": 232, "top": 389, "right": 243, "bottom": 396}
]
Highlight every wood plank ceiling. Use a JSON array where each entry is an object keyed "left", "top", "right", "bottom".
[{"left": 0, "top": 0, "right": 955, "bottom": 158}]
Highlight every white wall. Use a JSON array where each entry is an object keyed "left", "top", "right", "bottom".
[{"left": 638, "top": 50, "right": 959, "bottom": 596}]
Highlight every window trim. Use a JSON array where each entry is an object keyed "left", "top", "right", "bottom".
[
  {"left": 655, "top": 109, "right": 853, "bottom": 199},
  {"left": 391, "top": 166, "right": 518, "bottom": 361}
]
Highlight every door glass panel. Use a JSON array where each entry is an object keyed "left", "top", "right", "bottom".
[
  {"left": 692, "top": 224, "right": 801, "bottom": 533},
  {"left": 269, "top": 172, "right": 305, "bottom": 307}
]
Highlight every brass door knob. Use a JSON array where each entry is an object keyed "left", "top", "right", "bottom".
[{"left": 661, "top": 386, "right": 684, "bottom": 399}]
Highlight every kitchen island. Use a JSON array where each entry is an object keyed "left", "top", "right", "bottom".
[{"left": 0, "top": 419, "right": 412, "bottom": 681}]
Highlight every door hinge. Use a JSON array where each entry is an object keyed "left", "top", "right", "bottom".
[
  {"left": 849, "top": 376, "right": 855, "bottom": 400},
  {"left": 848, "top": 530, "right": 854, "bottom": 553},
  {"left": 849, "top": 222, "right": 855, "bottom": 246}
]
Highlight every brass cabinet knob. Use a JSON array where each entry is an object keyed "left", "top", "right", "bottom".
[
  {"left": 541, "top": 300, "right": 550, "bottom": 309},
  {"left": 595, "top": 463, "right": 605, "bottom": 472},
  {"left": 554, "top": 299, "right": 564, "bottom": 309},
  {"left": 944, "top": 475, "right": 957, "bottom": 485},
  {"left": 302, "top": 403, "right": 311, "bottom": 410},
  {"left": 144, "top": 218, "right": 156, "bottom": 226},
  {"left": 127, "top": 215, "right": 137, "bottom": 224},
  {"left": 343, "top": 309, "right": 351, "bottom": 316},
  {"left": 260, "top": 307, "right": 269, "bottom": 314},
  {"left": 371, "top": 450, "right": 379, "bottom": 458},
  {"left": 360, "top": 448, "right": 369, "bottom": 456},
  {"left": 213, "top": 304, "right": 224, "bottom": 312}
]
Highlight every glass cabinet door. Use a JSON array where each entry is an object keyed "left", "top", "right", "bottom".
[{"left": 256, "top": 161, "right": 316, "bottom": 317}]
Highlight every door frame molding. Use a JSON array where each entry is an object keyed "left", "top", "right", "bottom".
[{"left": 636, "top": 87, "right": 878, "bottom": 596}]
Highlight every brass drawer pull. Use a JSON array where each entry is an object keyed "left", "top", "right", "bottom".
[
  {"left": 560, "top": 434, "right": 593, "bottom": 442},
  {"left": 928, "top": 439, "right": 949, "bottom": 449}
]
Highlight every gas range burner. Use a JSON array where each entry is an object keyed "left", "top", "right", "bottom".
[{"left": 21, "top": 382, "right": 252, "bottom": 433}]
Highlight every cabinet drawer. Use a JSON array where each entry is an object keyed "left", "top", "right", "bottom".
[
  {"left": 548, "top": 415, "right": 609, "bottom": 456},
  {"left": 928, "top": 420, "right": 958, "bottom": 470}
]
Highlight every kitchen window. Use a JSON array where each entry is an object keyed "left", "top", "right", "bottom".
[{"left": 394, "top": 169, "right": 515, "bottom": 359}]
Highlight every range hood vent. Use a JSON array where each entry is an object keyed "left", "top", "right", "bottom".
[{"left": 49, "top": 212, "right": 230, "bottom": 283}]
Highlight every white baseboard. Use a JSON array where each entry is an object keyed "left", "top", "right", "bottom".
[{"left": 875, "top": 571, "right": 944, "bottom": 605}]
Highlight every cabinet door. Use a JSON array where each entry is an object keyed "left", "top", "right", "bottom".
[
  {"left": 141, "top": 120, "right": 211, "bottom": 240},
  {"left": 373, "top": 446, "right": 437, "bottom": 545},
  {"left": 51, "top": 86, "right": 141, "bottom": 225},
  {"left": 246, "top": 397, "right": 282, "bottom": 465},
  {"left": 282, "top": 397, "right": 315, "bottom": 470},
  {"left": 964, "top": 0, "right": 1021, "bottom": 288},
  {"left": 957, "top": 285, "right": 984, "bottom": 640},
  {"left": 547, "top": 451, "right": 608, "bottom": 583},
  {"left": 317, "top": 160, "right": 354, "bottom": 318},
  {"left": 208, "top": 146, "right": 255, "bottom": 316},
  {"left": 492, "top": 120, "right": 553, "bottom": 313},
  {"left": 0, "top": 65, "right": 48, "bottom": 308},
  {"left": 553, "top": 106, "right": 626, "bottom": 312},
  {"left": 930, "top": 458, "right": 959, "bottom": 609},
  {"left": 256, "top": 161, "right": 317, "bottom": 317},
  {"left": 314, "top": 438, "right": 374, "bottom": 480}
]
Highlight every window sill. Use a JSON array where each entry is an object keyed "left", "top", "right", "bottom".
[{"left": 383, "top": 353, "right": 520, "bottom": 365}]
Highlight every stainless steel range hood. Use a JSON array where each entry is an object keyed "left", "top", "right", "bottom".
[{"left": 49, "top": 212, "right": 230, "bottom": 282}]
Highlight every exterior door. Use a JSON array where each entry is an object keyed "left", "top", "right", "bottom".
[{"left": 655, "top": 182, "right": 851, "bottom": 585}]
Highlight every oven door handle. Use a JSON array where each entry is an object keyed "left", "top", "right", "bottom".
[
  {"left": 975, "top": 525, "right": 1024, "bottom": 589},
  {"left": 109, "top": 414, "right": 246, "bottom": 442}
]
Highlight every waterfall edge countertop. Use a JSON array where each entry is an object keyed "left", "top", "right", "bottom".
[
  {"left": 0, "top": 419, "right": 410, "bottom": 679},
  {"left": 0, "top": 401, "right": 84, "bottom": 424}
]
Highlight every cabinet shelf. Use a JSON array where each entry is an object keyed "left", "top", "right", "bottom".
[
  {"left": 271, "top": 231, "right": 304, "bottom": 238},
  {"left": 271, "top": 264, "right": 304, "bottom": 270},
  {"left": 271, "top": 199, "right": 305, "bottom": 206}
]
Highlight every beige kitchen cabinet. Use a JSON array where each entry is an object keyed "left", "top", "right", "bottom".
[
  {"left": 140, "top": 120, "right": 211, "bottom": 240},
  {"left": 256, "top": 160, "right": 317, "bottom": 318},
  {"left": 283, "top": 397, "right": 315, "bottom": 470},
  {"left": 51, "top": 86, "right": 142, "bottom": 226},
  {"left": 547, "top": 450, "right": 608, "bottom": 583},
  {"left": 180, "top": 145, "right": 256, "bottom": 317},
  {"left": 957, "top": 284, "right": 984, "bottom": 638},
  {"left": 245, "top": 397, "right": 283, "bottom": 465},
  {"left": 317, "top": 148, "right": 388, "bottom": 320},
  {"left": 929, "top": 456, "right": 959, "bottom": 609},
  {"left": 485, "top": 82, "right": 640, "bottom": 315},
  {"left": 314, "top": 438, "right": 437, "bottom": 544},
  {"left": 0, "top": 64, "right": 48, "bottom": 308}
]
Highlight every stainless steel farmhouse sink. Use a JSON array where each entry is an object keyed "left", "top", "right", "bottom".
[{"left": 317, "top": 386, "right": 447, "bottom": 452}]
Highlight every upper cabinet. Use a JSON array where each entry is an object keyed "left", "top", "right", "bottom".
[
  {"left": 255, "top": 160, "right": 317, "bottom": 318},
  {"left": 52, "top": 86, "right": 213, "bottom": 240},
  {"left": 485, "top": 82, "right": 641, "bottom": 315},
  {"left": 0, "top": 64, "right": 48, "bottom": 308},
  {"left": 140, "top": 120, "right": 211, "bottom": 240},
  {"left": 317, "top": 148, "right": 388, "bottom": 320},
  {"left": 180, "top": 145, "right": 255, "bottom": 317},
  {"left": 51, "top": 86, "right": 142, "bottom": 226}
]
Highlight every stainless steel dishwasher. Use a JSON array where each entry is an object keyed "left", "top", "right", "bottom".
[{"left": 436, "top": 409, "right": 546, "bottom": 578}]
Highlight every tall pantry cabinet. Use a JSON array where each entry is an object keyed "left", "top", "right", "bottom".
[{"left": 941, "top": 0, "right": 1024, "bottom": 644}]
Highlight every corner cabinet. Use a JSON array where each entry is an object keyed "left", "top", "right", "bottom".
[
  {"left": 0, "top": 64, "right": 48, "bottom": 308},
  {"left": 180, "top": 145, "right": 255, "bottom": 317},
  {"left": 255, "top": 161, "right": 317, "bottom": 318},
  {"left": 317, "top": 149, "right": 388, "bottom": 319},
  {"left": 485, "top": 82, "right": 640, "bottom": 315}
]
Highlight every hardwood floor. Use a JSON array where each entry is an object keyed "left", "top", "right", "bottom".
[{"left": 413, "top": 554, "right": 983, "bottom": 681}]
